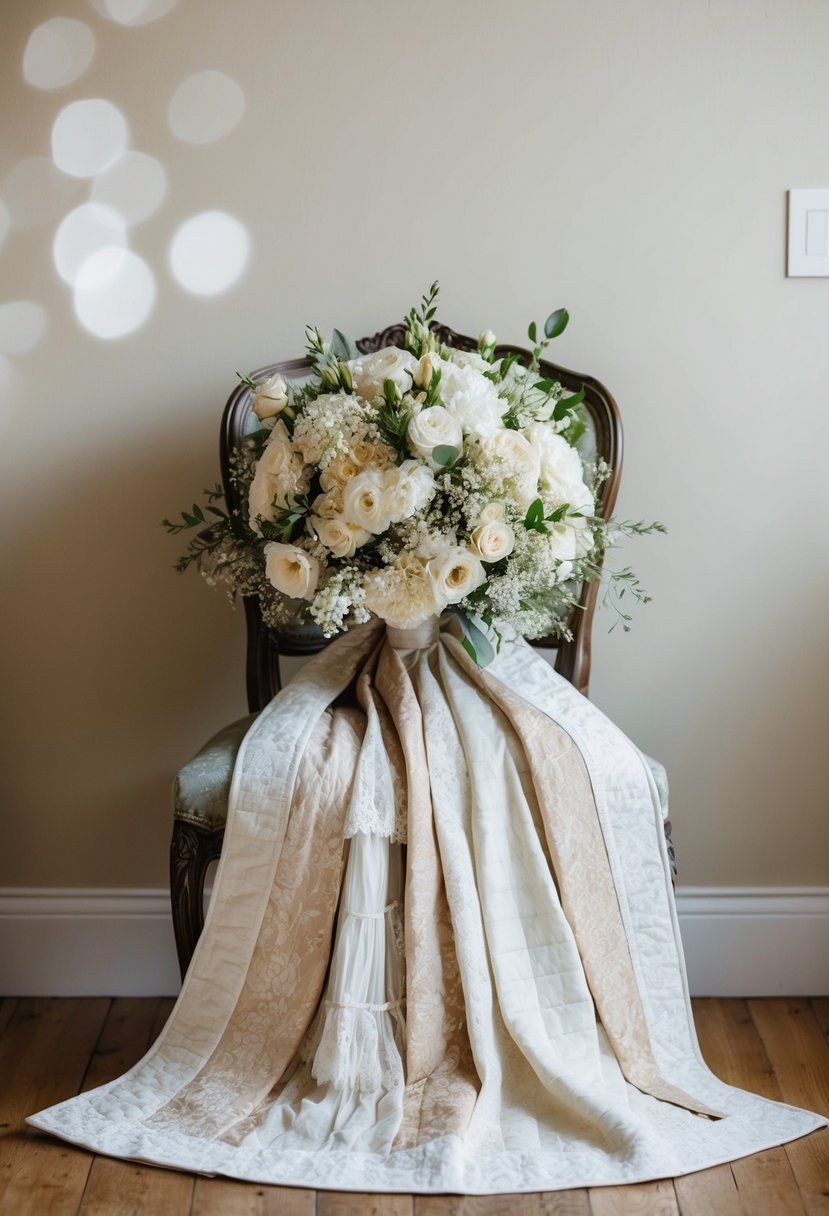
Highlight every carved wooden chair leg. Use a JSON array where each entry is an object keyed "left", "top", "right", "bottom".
[{"left": 170, "top": 819, "right": 226, "bottom": 980}]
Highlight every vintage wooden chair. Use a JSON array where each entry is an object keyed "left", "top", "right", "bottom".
[{"left": 170, "top": 323, "right": 676, "bottom": 978}]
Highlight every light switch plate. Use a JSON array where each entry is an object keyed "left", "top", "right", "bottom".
[{"left": 788, "top": 189, "right": 829, "bottom": 276}]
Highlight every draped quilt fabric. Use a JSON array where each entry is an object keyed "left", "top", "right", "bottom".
[{"left": 28, "top": 619, "right": 825, "bottom": 1193}]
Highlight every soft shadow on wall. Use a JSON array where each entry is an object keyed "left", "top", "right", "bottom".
[{"left": 0, "top": 421, "right": 247, "bottom": 889}]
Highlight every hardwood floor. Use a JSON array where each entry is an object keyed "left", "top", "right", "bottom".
[{"left": 1, "top": 997, "right": 826, "bottom": 1215}]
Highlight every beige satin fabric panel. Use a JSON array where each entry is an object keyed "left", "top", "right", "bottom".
[{"left": 448, "top": 638, "right": 722, "bottom": 1119}]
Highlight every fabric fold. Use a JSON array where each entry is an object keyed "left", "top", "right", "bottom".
[{"left": 26, "top": 619, "right": 826, "bottom": 1193}]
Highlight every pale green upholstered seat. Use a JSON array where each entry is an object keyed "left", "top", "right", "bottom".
[{"left": 173, "top": 714, "right": 257, "bottom": 830}]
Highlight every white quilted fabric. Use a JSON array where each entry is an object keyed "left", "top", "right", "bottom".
[{"left": 26, "top": 623, "right": 826, "bottom": 1193}]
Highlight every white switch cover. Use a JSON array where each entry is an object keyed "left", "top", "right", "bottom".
[{"left": 788, "top": 189, "right": 829, "bottom": 276}]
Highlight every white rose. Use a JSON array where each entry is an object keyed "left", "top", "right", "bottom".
[
  {"left": 311, "top": 513, "right": 370, "bottom": 558},
  {"left": 252, "top": 372, "right": 289, "bottom": 420},
  {"left": 348, "top": 346, "right": 417, "bottom": 402},
  {"left": 264, "top": 542, "right": 319, "bottom": 600},
  {"left": 248, "top": 462, "right": 278, "bottom": 530},
  {"left": 523, "top": 423, "right": 586, "bottom": 504},
  {"left": 546, "top": 522, "right": 579, "bottom": 582},
  {"left": 437, "top": 359, "right": 504, "bottom": 438},
  {"left": 342, "top": 467, "right": 393, "bottom": 534},
  {"left": 384, "top": 459, "right": 436, "bottom": 521},
  {"left": 427, "top": 545, "right": 486, "bottom": 605},
  {"left": 477, "top": 500, "right": 505, "bottom": 524},
  {"left": 478, "top": 428, "right": 540, "bottom": 508},
  {"left": 407, "top": 406, "right": 463, "bottom": 468},
  {"left": 470, "top": 520, "right": 515, "bottom": 563}
]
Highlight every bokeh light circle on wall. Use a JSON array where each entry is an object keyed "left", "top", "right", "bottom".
[
  {"left": 1, "top": 157, "right": 80, "bottom": 230},
  {"left": 51, "top": 99, "right": 129, "bottom": 178},
  {"left": 23, "top": 18, "right": 96, "bottom": 90},
  {"left": 169, "top": 211, "right": 250, "bottom": 296},
  {"left": 91, "top": 151, "right": 167, "bottom": 225},
  {"left": 54, "top": 203, "right": 128, "bottom": 286},
  {"left": 73, "top": 248, "right": 156, "bottom": 339},
  {"left": 0, "top": 301, "right": 48, "bottom": 355},
  {"left": 90, "top": 0, "right": 179, "bottom": 25},
  {"left": 168, "top": 70, "right": 245, "bottom": 144}
]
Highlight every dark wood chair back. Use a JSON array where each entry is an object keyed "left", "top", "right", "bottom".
[{"left": 220, "top": 323, "right": 622, "bottom": 706}]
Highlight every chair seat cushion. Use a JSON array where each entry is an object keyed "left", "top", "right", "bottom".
[{"left": 173, "top": 714, "right": 257, "bottom": 830}]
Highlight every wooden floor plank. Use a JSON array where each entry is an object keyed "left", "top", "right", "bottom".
[
  {"left": 673, "top": 1163, "right": 743, "bottom": 1215},
  {"left": 539, "top": 1192, "right": 591, "bottom": 1215},
  {"left": 748, "top": 999, "right": 829, "bottom": 1216},
  {"left": 810, "top": 1000, "right": 829, "bottom": 1044},
  {"left": 320, "top": 1196, "right": 414, "bottom": 1215},
  {"left": 731, "top": 1146, "right": 807, "bottom": 1215},
  {"left": 0, "top": 1001, "right": 18, "bottom": 1044},
  {"left": 81, "top": 997, "right": 164, "bottom": 1093},
  {"left": 416, "top": 1197, "right": 543, "bottom": 1215},
  {"left": 588, "top": 1178, "right": 679, "bottom": 1214},
  {"left": 76, "top": 997, "right": 195, "bottom": 1215},
  {"left": 748, "top": 1000, "right": 829, "bottom": 1114},
  {"left": 191, "top": 1178, "right": 315, "bottom": 1215},
  {"left": 77, "top": 1158, "right": 193, "bottom": 1215},
  {"left": 691, "top": 997, "right": 778, "bottom": 1099},
  {"left": 0, "top": 998, "right": 110, "bottom": 1216}
]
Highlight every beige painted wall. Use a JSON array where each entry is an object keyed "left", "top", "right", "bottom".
[{"left": 1, "top": 0, "right": 827, "bottom": 891}]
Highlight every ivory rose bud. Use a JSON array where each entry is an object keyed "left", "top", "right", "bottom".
[
  {"left": 385, "top": 459, "right": 436, "bottom": 522},
  {"left": 252, "top": 373, "right": 289, "bottom": 420},
  {"left": 470, "top": 520, "right": 515, "bottom": 563},
  {"left": 407, "top": 406, "right": 463, "bottom": 468},
  {"left": 427, "top": 546, "right": 486, "bottom": 605},
  {"left": 413, "top": 352, "right": 435, "bottom": 390},
  {"left": 342, "top": 468, "right": 393, "bottom": 534},
  {"left": 311, "top": 513, "right": 370, "bottom": 558},
  {"left": 478, "top": 500, "right": 505, "bottom": 524},
  {"left": 348, "top": 346, "right": 417, "bottom": 402},
  {"left": 264, "top": 542, "right": 319, "bottom": 600}
]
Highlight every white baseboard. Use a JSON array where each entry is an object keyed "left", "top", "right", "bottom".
[{"left": 0, "top": 886, "right": 827, "bottom": 998}]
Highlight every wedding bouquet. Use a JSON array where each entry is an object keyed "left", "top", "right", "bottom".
[{"left": 165, "top": 284, "right": 661, "bottom": 662}]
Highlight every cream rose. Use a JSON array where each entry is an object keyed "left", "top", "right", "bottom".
[
  {"left": 348, "top": 346, "right": 417, "bottom": 402},
  {"left": 319, "top": 456, "right": 359, "bottom": 491},
  {"left": 310, "top": 513, "right": 370, "bottom": 558},
  {"left": 427, "top": 545, "right": 486, "bottom": 605},
  {"left": 470, "top": 520, "right": 515, "bottom": 563},
  {"left": 478, "top": 428, "right": 540, "bottom": 508},
  {"left": 407, "top": 406, "right": 463, "bottom": 468},
  {"left": 251, "top": 372, "right": 289, "bottom": 420},
  {"left": 264, "top": 542, "right": 319, "bottom": 600},
  {"left": 342, "top": 468, "right": 393, "bottom": 534},
  {"left": 384, "top": 459, "right": 436, "bottom": 521}
]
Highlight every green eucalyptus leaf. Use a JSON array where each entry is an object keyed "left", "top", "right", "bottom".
[
  {"left": 528, "top": 321, "right": 537, "bottom": 343},
  {"left": 331, "top": 328, "right": 358, "bottom": 360},
  {"left": 432, "top": 444, "right": 460, "bottom": 468},
  {"left": 544, "top": 308, "right": 569, "bottom": 339}
]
